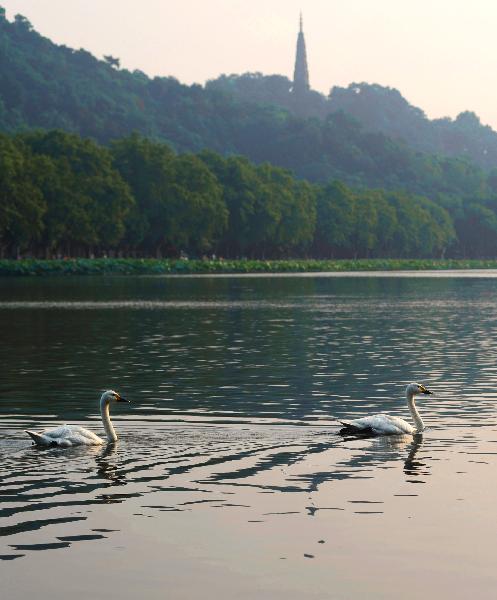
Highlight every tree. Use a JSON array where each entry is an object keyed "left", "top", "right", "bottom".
[
  {"left": 112, "top": 135, "right": 226, "bottom": 256},
  {"left": 314, "top": 181, "right": 355, "bottom": 257},
  {"left": 169, "top": 154, "right": 227, "bottom": 254},
  {"left": 111, "top": 134, "right": 176, "bottom": 255},
  {"left": 262, "top": 166, "right": 316, "bottom": 256},
  {"left": 13, "top": 14, "right": 33, "bottom": 31},
  {"left": 200, "top": 152, "right": 266, "bottom": 257},
  {"left": 103, "top": 55, "right": 120, "bottom": 69},
  {"left": 22, "top": 130, "right": 133, "bottom": 256},
  {"left": 0, "top": 134, "right": 45, "bottom": 257},
  {"left": 455, "top": 202, "right": 497, "bottom": 258}
]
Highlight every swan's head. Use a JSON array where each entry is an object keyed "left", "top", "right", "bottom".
[
  {"left": 100, "top": 390, "right": 128, "bottom": 404},
  {"left": 406, "top": 383, "right": 432, "bottom": 397}
]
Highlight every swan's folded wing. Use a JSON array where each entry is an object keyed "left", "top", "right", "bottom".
[
  {"left": 339, "top": 416, "right": 379, "bottom": 435},
  {"left": 42, "top": 425, "right": 73, "bottom": 439},
  {"left": 42, "top": 425, "right": 103, "bottom": 445},
  {"left": 66, "top": 425, "right": 102, "bottom": 441},
  {"left": 378, "top": 415, "right": 414, "bottom": 435},
  {"left": 341, "top": 414, "right": 413, "bottom": 435}
]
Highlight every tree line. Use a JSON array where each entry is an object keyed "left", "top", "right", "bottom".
[
  {"left": 2, "top": 9, "right": 497, "bottom": 198},
  {"left": 6, "top": 129, "right": 497, "bottom": 260}
]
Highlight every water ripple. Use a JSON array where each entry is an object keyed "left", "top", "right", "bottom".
[{"left": 3, "top": 275, "right": 497, "bottom": 598}]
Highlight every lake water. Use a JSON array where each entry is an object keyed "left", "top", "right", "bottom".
[{"left": 2, "top": 272, "right": 497, "bottom": 599}]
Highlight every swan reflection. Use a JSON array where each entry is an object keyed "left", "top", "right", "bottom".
[
  {"left": 95, "top": 442, "right": 127, "bottom": 486},
  {"left": 369, "top": 431, "right": 427, "bottom": 478},
  {"left": 403, "top": 433, "right": 429, "bottom": 479}
]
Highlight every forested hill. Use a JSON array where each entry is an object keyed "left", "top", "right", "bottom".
[
  {"left": 1, "top": 8, "right": 496, "bottom": 198},
  {"left": 208, "top": 77, "right": 497, "bottom": 171}
]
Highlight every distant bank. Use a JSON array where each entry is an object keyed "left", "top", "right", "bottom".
[{"left": 1, "top": 258, "right": 497, "bottom": 276}]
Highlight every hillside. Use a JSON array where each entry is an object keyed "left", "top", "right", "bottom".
[
  {"left": 3, "top": 9, "right": 497, "bottom": 259},
  {"left": 208, "top": 75, "right": 497, "bottom": 171},
  {"left": 0, "top": 7, "right": 495, "bottom": 202}
]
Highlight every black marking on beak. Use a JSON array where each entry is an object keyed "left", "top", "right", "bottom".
[
  {"left": 421, "top": 388, "right": 432, "bottom": 395},
  {"left": 116, "top": 395, "right": 129, "bottom": 403}
]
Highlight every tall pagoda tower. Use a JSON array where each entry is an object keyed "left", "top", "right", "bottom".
[{"left": 292, "top": 13, "right": 310, "bottom": 94}]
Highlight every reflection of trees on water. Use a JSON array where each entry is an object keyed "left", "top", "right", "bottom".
[
  {"left": 0, "top": 442, "right": 131, "bottom": 559},
  {"left": 92, "top": 430, "right": 431, "bottom": 500},
  {"left": 1, "top": 428, "right": 433, "bottom": 560},
  {"left": 8, "top": 275, "right": 491, "bottom": 425},
  {"left": 201, "top": 431, "right": 431, "bottom": 495}
]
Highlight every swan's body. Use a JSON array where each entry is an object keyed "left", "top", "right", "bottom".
[
  {"left": 339, "top": 383, "right": 432, "bottom": 437},
  {"left": 25, "top": 390, "right": 128, "bottom": 447}
]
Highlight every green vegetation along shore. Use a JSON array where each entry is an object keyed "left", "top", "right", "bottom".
[
  {"left": 2, "top": 258, "right": 497, "bottom": 277},
  {"left": 1, "top": 130, "right": 458, "bottom": 261}
]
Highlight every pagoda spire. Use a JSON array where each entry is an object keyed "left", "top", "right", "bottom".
[{"left": 293, "top": 12, "right": 310, "bottom": 94}]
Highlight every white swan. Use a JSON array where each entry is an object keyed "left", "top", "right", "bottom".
[
  {"left": 339, "top": 383, "right": 432, "bottom": 436},
  {"left": 25, "top": 390, "right": 129, "bottom": 447}
]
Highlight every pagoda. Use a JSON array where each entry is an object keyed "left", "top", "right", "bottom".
[{"left": 292, "top": 13, "right": 310, "bottom": 95}]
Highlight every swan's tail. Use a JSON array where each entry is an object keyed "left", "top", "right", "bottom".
[
  {"left": 338, "top": 421, "right": 373, "bottom": 436},
  {"left": 25, "top": 430, "right": 50, "bottom": 446}
]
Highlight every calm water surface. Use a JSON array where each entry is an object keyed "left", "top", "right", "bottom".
[{"left": 2, "top": 273, "right": 497, "bottom": 599}]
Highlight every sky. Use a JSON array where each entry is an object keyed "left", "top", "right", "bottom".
[{"left": 2, "top": 0, "right": 497, "bottom": 128}]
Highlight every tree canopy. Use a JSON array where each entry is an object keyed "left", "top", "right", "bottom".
[
  {"left": 1, "top": 11, "right": 497, "bottom": 260},
  {"left": 1, "top": 8, "right": 497, "bottom": 197},
  {"left": 1, "top": 130, "right": 491, "bottom": 261}
]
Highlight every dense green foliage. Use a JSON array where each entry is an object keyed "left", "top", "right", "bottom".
[
  {"left": 2, "top": 11, "right": 497, "bottom": 260},
  {"left": 1, "top": 9, "right": 497, "bottom": 196},
  {"left": 5, "top": 129, "right": 497, "bottom": 261},
  {"left": 2, "top": 257, "right": 497, "bottom": 277},
  {"left": 208, "top": 75, "right": 497, "bottom": 171}
]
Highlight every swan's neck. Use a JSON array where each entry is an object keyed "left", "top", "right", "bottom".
[
  {"left": 100, "top": 399, "right": 117, "bottom": 442},
  {"left": 407, "top": 393, "right": 424, "bottom": 432}
]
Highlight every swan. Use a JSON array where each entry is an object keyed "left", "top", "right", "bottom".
[
  {"left": 339, "top": 383, "right": 432, "bottom": 436},
  {"left": 25, "top": 390, "right": 129, "bottom": 447}
]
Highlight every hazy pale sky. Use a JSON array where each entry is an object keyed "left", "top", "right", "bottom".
[{"left": 2, "top": 0, "right": 497, "bottom": 128}]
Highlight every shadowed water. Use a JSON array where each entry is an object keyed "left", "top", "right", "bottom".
[{"left": 2, "top": 273, "right": 497, "bottom": 599}]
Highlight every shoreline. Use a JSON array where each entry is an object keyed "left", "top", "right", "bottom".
[{"left": 2, "top": 257, "right": 497, "bottom": 276}]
